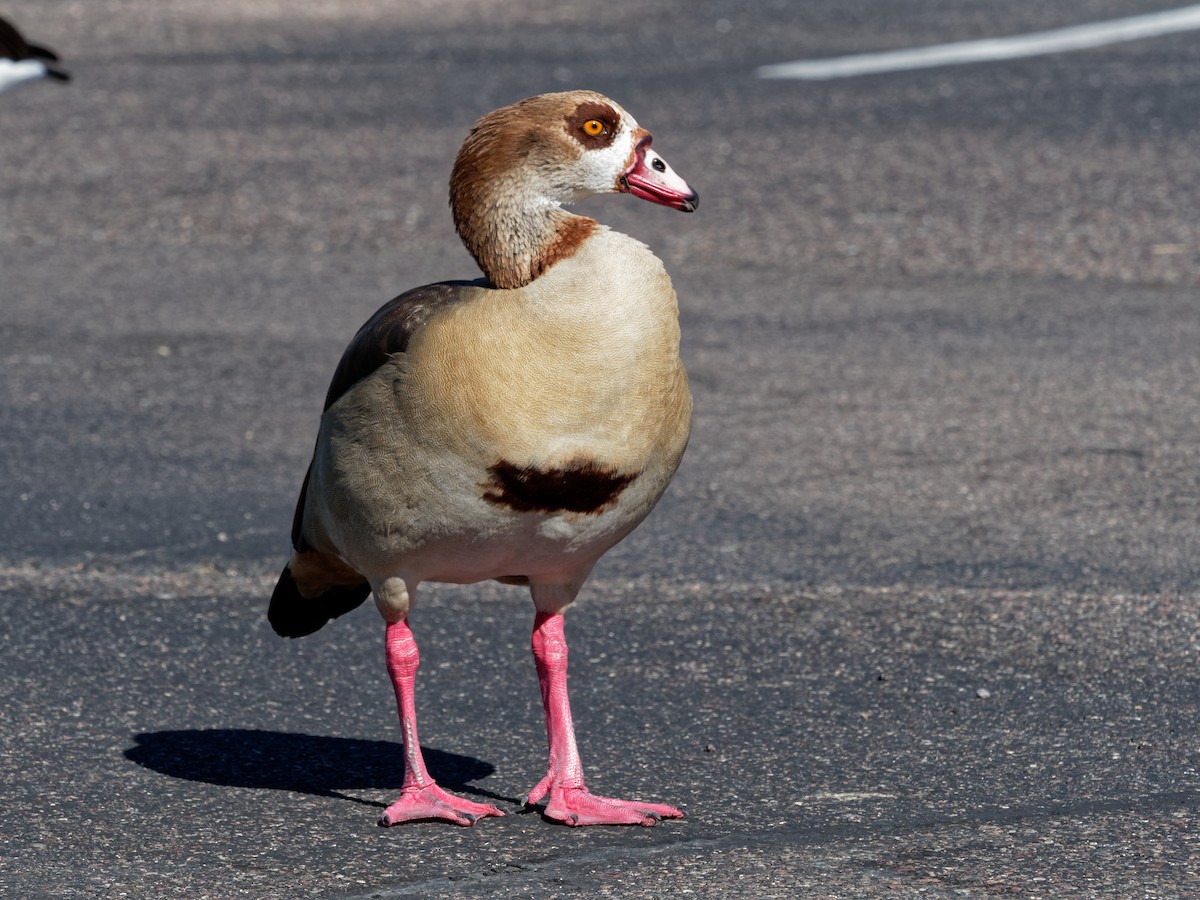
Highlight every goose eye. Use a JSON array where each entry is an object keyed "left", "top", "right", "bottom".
[{"left": 582, "top": 119, "right": 605, "bottom": 136}]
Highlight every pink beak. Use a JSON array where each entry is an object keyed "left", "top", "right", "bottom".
[{"left": 620, "top": 137, "right": 698, "bottom": 213}]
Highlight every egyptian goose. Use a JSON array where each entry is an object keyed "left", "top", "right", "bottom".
[
  {"left": 269, "top": 91, "right": 698, "bottom": 827},
  {"left": 0, "top": 17, "right": 70, "bottom": 92}
]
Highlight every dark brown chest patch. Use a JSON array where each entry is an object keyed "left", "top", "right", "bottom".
[{"left": 482, "top": 460, "right": 636, "bottom": 514}]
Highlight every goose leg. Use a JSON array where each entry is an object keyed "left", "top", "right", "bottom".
[
  {"left": 379, "top": 618, "right": 504, "bottom": 826},
  {"left": 524, "top": 610, "right": 684, "bottom": 826}
]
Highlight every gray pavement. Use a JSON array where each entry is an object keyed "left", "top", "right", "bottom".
[{"left": 2, "top": 1, "right": 1199, "bottom": 896}]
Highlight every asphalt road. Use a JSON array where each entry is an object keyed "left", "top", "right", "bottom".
[{"left": 2, "top": 1, "right": 1199, "bottom": 897}]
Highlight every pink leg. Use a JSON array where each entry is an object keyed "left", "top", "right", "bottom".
[
  {"left": 378, "top": 619, "right": 504, "bottom": 826},
  {"left": 524, "top": 611, "right": 684, "bottom": 826}
]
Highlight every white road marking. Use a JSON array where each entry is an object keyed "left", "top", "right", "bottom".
[{"left": 758, "top": 4, "right": 1200, "bottom": 80}]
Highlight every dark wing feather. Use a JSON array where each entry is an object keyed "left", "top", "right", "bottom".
[
  {"left": 291, "top": 279, "right": 480, "bottom": 548},
  {"left": 25, "top": 42, "right": 61, "bottom": 62},
  {"left": 0, "top": 17, "right": 33, "bottom": 60},
  {"left": 271, "top": 281, "right": 479, "bottom": 637},
  {"left": 320, "top": 279, "right": 482, "bottom": 412},
  {"left": 0, "top": 17, "right": 71, "bottom": 81},
  {"left": 268, "top": 563, "right": 370, "bottom": 638}
]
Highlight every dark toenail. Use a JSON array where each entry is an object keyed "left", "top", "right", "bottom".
[
  {"left": 463, "top": 813, "right": 478, "bottom": 825},
  {"left": 569, "top": 814, "right": 580, "bottom": 825}
]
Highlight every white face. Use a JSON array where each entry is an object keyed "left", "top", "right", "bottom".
[
  {"left": 561, "top": 112, "right": 641, "bottom": 202},
  {"left": 548, "top": 95, "right": 697, "bottom": 213},
  {"left": 484, "top": 92, "right": 696, "bottom": 214},
  {"left": 528, "top": 96, "right": 641, "bottom": 205}
]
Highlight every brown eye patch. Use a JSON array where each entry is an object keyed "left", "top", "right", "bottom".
[{"left": 565, "top": 101, "right": 619, "bottom": 149}]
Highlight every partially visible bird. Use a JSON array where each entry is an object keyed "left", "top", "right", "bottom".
[
  {"left": 269, "top": 91, "right": 699, "bottom": 827},
  {"left": 0, "top": 16, "right": 70, "bottom": 92}
]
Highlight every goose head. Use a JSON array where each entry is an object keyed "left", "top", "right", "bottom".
[{"left": 449, "top": 91, "right": 698, "bottom": 289}]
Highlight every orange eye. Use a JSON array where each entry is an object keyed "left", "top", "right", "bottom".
[{"left": 582, "top": 119, "right": 605, "bottom": 136}]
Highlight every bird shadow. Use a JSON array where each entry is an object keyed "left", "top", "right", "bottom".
[{"left": 125, "top": 728, "right": 517, "bottom": 809}]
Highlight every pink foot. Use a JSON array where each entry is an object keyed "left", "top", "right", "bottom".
[
  {"left": 526, "top": 611, "right": 684, "bottom": 827},
  {"left": 379, "top": 620, "right": 504, "bottom": 827},
  {"left": 526, "top": 780, "right": 683, "bottom": 827},
  {"left": 379, "top": 784, "right": 505, "bottom": 827}
]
